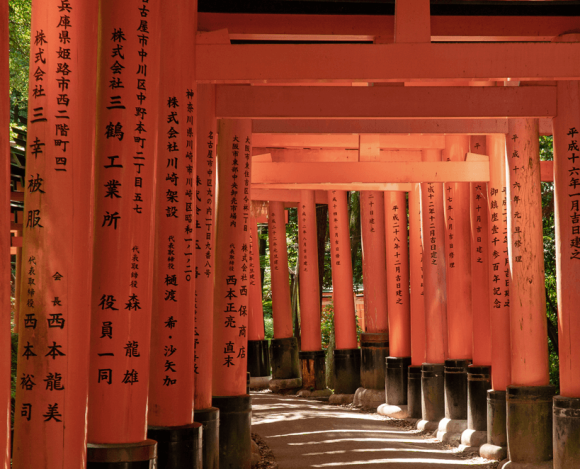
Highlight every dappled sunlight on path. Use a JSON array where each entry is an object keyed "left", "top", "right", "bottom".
[{"left": 251, "top": 393, "right": 497, "bottom": 469}]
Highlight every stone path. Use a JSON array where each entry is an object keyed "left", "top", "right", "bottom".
[{"left": 251, "top": 392, "right": 498, "bottom": 468}]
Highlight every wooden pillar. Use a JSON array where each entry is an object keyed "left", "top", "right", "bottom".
[
  {"left": 359, "top": 191, "right": 389, "bottom": 391},
  {"left": 12, "top": 1, "right": 98, "bottom": 467},
  {"left": 193, "top": 84, "right": 219, "bottom": 468},
  {"left": 86, "top": 0, "right": 160, "bottom": 464},
  {"left": 212, "top": 119, "right": 253, "bottom": 468},
  {"left": 146, "top": 2, "right": 200, "bottom": 465}
]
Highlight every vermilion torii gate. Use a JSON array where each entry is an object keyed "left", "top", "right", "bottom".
[{"left": 2, "top": 1, "right": 580, "bottom": 469}]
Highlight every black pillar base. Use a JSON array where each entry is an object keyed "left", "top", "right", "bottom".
[
  {"left": 247, "top": 339, "right": 270, "bottom": 378},
  {"left": 554, "top": 395, "right": 580, "bottom": 469},
  {"left": 299, "top": 350, "right": 326, "bottom": 390},
  {"left": 194, "top": 407, "right": 219, "bottom": 469},
  {"left": 407, "top": 365, "right": 423, "bottom": 419},
  {"left": 212, "top": 395, "right": 252, "bottom": 469},
  {"left": 421, "top": 363, "right": 445, "bottom": 422},
  {"left": 147, "top": 423, "right": 202, "bottom": 469},
  {"left": 87, "top": 440, "right": 157, "bottom": 469},
  {"left": 334, "top": 348, "right": 361, "bottom": 395},
  {"left": 506, "top": 385, "right": 555, "bottom": 467},
  {"left": 444, "top": 359, "right": 469, "bottom": 420},
  {"left": 480, "top": 390, "right": 508, "bottom": 460},
  {"left": 360, "top": 333, "right": 389, "bottom": 390},
  {"left": 386, "top": 356, "right": 411, "bottom": 406},
  {"left": 271, "top": 337, "right": 300, "bottom": 380},
  {"left": 467, "top": 365, "right": 491, "bottom": 432}
]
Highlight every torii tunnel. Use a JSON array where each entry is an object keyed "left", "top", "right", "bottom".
[{"left": 2, "top": 0, "right": 580, "bottom": 468}]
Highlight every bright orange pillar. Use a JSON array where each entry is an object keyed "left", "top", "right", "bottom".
[
  {"left": 360, "top": 191, "right": 388, "bottom": 334},
  {"left": 443, "top": 136, "right": 473, "bottom": 360},
  {"left": 328, "top": 190, "right": 358, "bottom": 350},
  {"left": 385, "top": 191, "right": 411, "bottom": 358},
  {"left": 298, "top": 190, "right": 322, "bottom": 352},
  {"left": 12, "top": 1, "right": 98, "bottom": 467},
  {"left": 486, "top": 135, "right": 511, "bottom": 392},
  {"left": 249, "top": 218, "right": 265, "bottom": 341},
  {"left": 148, "top": 0, "right": 197, "bottom": 433},
  {"left": 268, "top": 201, "right": 293, "bottom": 339},
  {"left": 87, "top": 0, "right": 160, "bottom": 456},
  {"left": 409, "top": 184, "right": 426, "bottom": 367},
  {"left": 420, "top": 149, "right": 448, "bottom": 364},
  {"left": 469, "top": 137, "right": 491, "bottom": 367}
]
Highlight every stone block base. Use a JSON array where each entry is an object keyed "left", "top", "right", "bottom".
[
  {"left": 417, "top": 420, "right": 439, "bottom": 432},
  {"left": 329, "top": 394, "right": 354, "bottom": 405},
  {"left": 378, "top": 404, "right": 408, "bottom": 419},
  {"left": 502, "top": 461, "right": 554, "bottom": 469},
  {"left": 297, "top": 388, "right": 332, "bottom": 399},
  {"left": 436, "top": 418, "right": 468, "bottom": 444},
  {"left": 353, "top": 387, "right": 386, "bottom": 410},
  {"left": 249, "top": 376, "right": 271, "bottom": 390},
  {"left": 480, "top": 443, "right": 508, "bottom": 461},
  {"left": 269, "top": 377, "right": 302, "bottom": 394},
  {"left": 460, "top": 429, "right": 487, "bottom": 447}
]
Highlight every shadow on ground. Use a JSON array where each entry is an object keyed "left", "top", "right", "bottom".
[{"left": 251, "top": 393, "right": 498, "bottom": 468}]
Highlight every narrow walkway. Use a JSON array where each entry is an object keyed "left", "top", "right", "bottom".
[{"left": 251, "top": 393, "right": 498, "bottom": 468}]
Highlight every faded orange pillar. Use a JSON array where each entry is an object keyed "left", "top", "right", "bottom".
[
  {"left": 407, "top": 183, "right": 426, "bottom": 418},
  {"left": 12, "top": 0, "right": 98, "bottom": 467},
  {"left": 87, "top": 0, "right": 160, "bottom": 465},
  {"left": 194, "top": 84, "right": 219, "bottom": 469},
  {"left": 504, "top": 119, "right": 554, "bottom": 467},
  {"left": 359, "top": 191, "right": 390, "bottom": 392},
  {"left": 328, "top": 190, "right": 360, "bottom": 394},
  {"left": 420, "top": 149, "right": 447, "bottom": 423},
  {"left": 268, "top": 201, "right": 301, "bottom": 382},
  {"left": 212, "top": 119, "right": 253, "bottom": 468},
  {"left": 147, "top": 1, "right": 200, "bottom": 465},
  {"left": 0, "top": 0, "right": 9, "bottom": 465},
  {"left": 384, "top": 191, "right": 412, "bottom": 408}
]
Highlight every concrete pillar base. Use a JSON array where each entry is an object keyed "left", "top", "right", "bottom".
[
  {"left": 212, "top": 395, "right": 252, "bottom": 469},
  {"left": 461, "top": 429, "right": 487, "bottom": 447},
  {"left": 329, "top": 394, "right": 355, "bottom": 405},
  {"left": 421, "top": 363, "right": 445, "bottom": 422},
  {"left": 249, "top": 376, "right": 271, "bottom": 390},
  {"left": 194, "top": 407, "right": 219, "bottom": 469},
  {"left": 480, "top": 443, "right": 508, "bottom": 461},
  {"left": 444, "top": 359, "right": 469, "bottom": 420},
  {"left": 378, "top": 404, "right": 408, "bottom": 419},
  {"left": 417, "top": 419, "right": 439, "bottom": 432},
  {"left": 353, "top": 387, "right": 385, "bottom": 410},
  {"left": 553, "top": 395, "right": 580, "bottom": 469},
  {"left": 502, "top": 461, "right": 554, "bottom": 469},
  {"left": 270, "top": 337, "right": 301, "bottom": 380},
  {"left": 268, "top": 377, "right": 302, "bottom": 393},
  {"left": 297, "top": 388, "right": 332, "bottom": 399},
  {"left": 247, "top": 339, "right": 271, "bottom": 379},
  {"left": 506, "top": 385, "right": 555, "bottom": 468},
  {"left": 147, "top": 423, "right": 202, "bottom": 469},
  {"left": 386, "top": 356, "right": 411, "bottom": 406},
  {"left": 407, "top": 365, "right": 423, "bottom": 419},
  {"left": 467, "top": 365, "right": 491, "bottom": 435},
  {"left": 457, "top": 444, "right": 482, "bottom": 456},
  {"left": 436, "top": 417, "right": 468, "bottom": 444},
  {"left": 360, "top": 333, "right": 389, "bottom": 389},
  {"left": 87, "top": 440, "right": 157, "bottom": 469},
  {"left": 334, "top": 348, "right": 361, "bottom": 395},
  {"left": 299, "top": 350, "right": 326, "bottom": 390}
]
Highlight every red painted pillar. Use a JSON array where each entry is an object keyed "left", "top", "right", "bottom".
[
  {"left": 193, "top": 84, "right": 219, "bottom": 468},
  {"left": 0, "top": 0, "right": 10, "bottom": 465},
  {"left": 359, "top": 191, "right": 389, "bottom": 391},
  {"left": 212, "top": 119, "right": 253, "bottom": 468},
  {"left": 420, "top": 148, "right": 447, "bottom": 423},
  {"left": 12, "top": 1, "right": 98, "bottom": 467},
  {"left": 87, "top": 0, "right": 160, "bottom": 465},
  {"left": 268, "top": 200, "right": 301, "bottom": 382},
  {"left": 504, "top": 119, "right": 554, "bottom": 466},
  {"left": 147, "top": 1, "right": 200, "bottom": 464}
]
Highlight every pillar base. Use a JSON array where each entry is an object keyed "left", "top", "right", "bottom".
[
  {"left": 421, "top": 363, "right": 445, "bottom": 423},
  {"left": 270, "top": 337, "right": 300, "bottom": 380},
  {"left": 147, "top": 423, "right": 202, "bottom": 469},
  {"left": 247, "top": 339, "right": 270, "bottom": 379},
  {"left": 378, "top": 404, "right": 408, "bottom": 419},
  {"left": 212, "top": 395, "right": 252, "bottom": 469},
  {"left": 194, "top": 407, "right": 219, "bottom": 469},
  {"left": 506, "top": 385, "right": 555, "bottom": 467},
  {"left": 334, "top": 348, "right": 361, "bottom": 395},
  {"left": 329, "top": 393, "right": 355, "bottom": 405},
  {"left": 386, "top": 356, "right": 411, "bottom": 406},
  {"left": 87, "top": 440, "right": 157, "bottom": 469},
  {"left": 554, "top": 395, "right": 580, "bottom": 469},
  {"left": 407, "top": 365, "right": 423, "bottom": 419},
  {"left": 444, "top": 359, "right": 469, "bottom": 420},
  {"left": 467, "top": 365, "right": 491, "bottom": 435},
  {"left": 480, "top": 443, "right": 508, "bottom": 461},
  {"left": 360, "top": 333, "right": 389, "bottom": 390},
  {"left": 461, "top": 429, "right": 488, "bottom": 447},
  {"left": 417, "top": 420, "right": 439, "bottom": 432},
  {"left": 481, "top": 390, "right": 508, "bottom": 460},
  {"left": 268, "top": 377, "right": 303, "bottom": 393},
  {"left": 297, "top": 388, "right": 332, "bottom": 400},
  {"left": 437, "top": 417, "right": 468, "bottom": 444},
  {"left": 299, "top": 350, "right": 326, "bottom": 390},
  {"left": 353, "top": 387, "right": 385, "bottom": 410},
  {"left": 249, "top": 376, "right": 271, "bottom": 390}
]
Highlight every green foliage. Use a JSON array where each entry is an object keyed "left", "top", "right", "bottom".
[
  {"left": 9, "top": 0, "right": 32, "bottom": 124},
  {"left": 320, "top": 301, "right": 362, "bottom": 350},
  {"left": 264, "top": 317, "right": 274, "bottom": 340}
]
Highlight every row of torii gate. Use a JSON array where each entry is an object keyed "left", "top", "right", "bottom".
[{"left": 1, "top": 1, "right": 580, "bottom": 469}]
